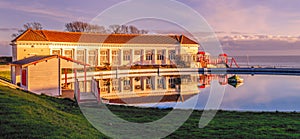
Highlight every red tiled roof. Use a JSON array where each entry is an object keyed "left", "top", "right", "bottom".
[
  {"left": 13, "top": 29, "right": 198, "bottom": 45},
  {"left": 12, "top": 30, "right": 48, "bottom": 42}
]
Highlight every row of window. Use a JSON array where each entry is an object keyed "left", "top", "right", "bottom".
[{"left": 51, "top": 49, "right": 177, "bottom": 65}]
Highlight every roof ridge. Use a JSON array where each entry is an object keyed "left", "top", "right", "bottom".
[
  {"left": 37, "top": 29, "right": 182, "bottom": 37},
  {"left": 12, "top": 29, "right": 198, "bottom": 44},
  {"left": 11, "top": 29, "right": 31, "bottom": 42},
  {"left": 31, "top": 30, "right": 49, "bottom": 41},
  {"left": 37, "top": 30, "right": 49, "bottom": 40}
]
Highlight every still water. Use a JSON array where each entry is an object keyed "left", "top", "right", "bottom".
[
  {"left": 149, "top": 74, "right": 300, "bottom": 112},
  {"left": 82, "top": 56, "right": 300, "bottom": 112},
  {"left": 98, "top": 73, "right": 300, "bottom": 112}
]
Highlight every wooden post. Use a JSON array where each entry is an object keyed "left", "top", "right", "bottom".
[
  {"left": 74, "top": 69, "right": 77, "bottom": 79},
  {"left": 64, "top": 68, "right": 68, "bottom": 89},
  {"left": 84, "top": 65, "right": 87, "bottom": 92},
  {"left": 97, "top": 80, "right": 101, "bottom": 103},
  {"left": 73, "top": 69, "right": 80, "bottom": 102},
  {"left": 77, "top": 80, "right": 80, "bottom": 103}
]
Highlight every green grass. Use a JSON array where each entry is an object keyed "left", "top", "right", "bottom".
[
  {"left": 0, "top": 70, "right": 11, "bottom": 82},
  {"left": 1, "top": 83, "right": 300, "bottom": 138},
  {"left": 0, "top": 84, "right": 106, "bottom": 138}
]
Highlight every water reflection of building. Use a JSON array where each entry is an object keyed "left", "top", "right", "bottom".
[
  {"left": 198, "top": 74, "right": 244, "bottom": 89},
  {"left": 79, "top": 73, "right": 243, "bottom": 104},
  {"left": 98, "top": 74, "right": 200, "bottom": 103}
]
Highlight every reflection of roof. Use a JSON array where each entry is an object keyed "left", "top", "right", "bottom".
[
  {"left": 105, "top": 94, "right": 197, "bottom": 104},
  {"left": 11, "top": 55, "right": 89, "bottom": 67},
  {"left": 12, "top": 29, "right": 198, "bottom": 45}
]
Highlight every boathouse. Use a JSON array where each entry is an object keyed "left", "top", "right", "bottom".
[{"left": 10, "top": 55, "right": 88, "bottom": 96}]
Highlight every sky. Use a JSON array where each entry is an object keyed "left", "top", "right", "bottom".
[{"left": 0, "top": 0, "right": 300, "bottom": 56}]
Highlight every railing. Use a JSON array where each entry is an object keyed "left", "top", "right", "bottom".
[
  {"left": 227, "top": 57, "right": 240, "bottom": 68},
  {"left": 61, "top": 68, "right": 201, "bottom": 83},
  {"left": 74, "top": 79, "right": 80, "bottom": 102},
  {"left": 91, "top": 77, "right": 100, "bottom": 103}
]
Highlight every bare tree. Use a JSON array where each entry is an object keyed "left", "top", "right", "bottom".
[
  {"left": 140, "top": 29, "right": 149, "bottom": 34},
  {"left": 108, "top": 25, "right": 121, "bottom": 34},
  {"left": 108, "top": 24, "right": 148, "bottom": 34},
  {"left": 11, "top": 22, "right": 43, "bottom": 38},
  {"left": 128, "top": 25, "right": 139, "bottom": 34},
  {"left": 65, "top": 21, "right": 107, "bottom": 33},
  {"left": 87, "top": 24, "right": 106, "bottom": 33}
]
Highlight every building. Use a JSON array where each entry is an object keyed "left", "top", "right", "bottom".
[
  {"left": 10, "top": 29, "right": 200, "bottom": 97},
  {"left": 11, "top": 29, "right": 199, "bottom": 67},
  {"left": 10, "top": 55, "right": 87, "bottom": 96}
]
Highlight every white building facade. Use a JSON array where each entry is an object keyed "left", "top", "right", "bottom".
[{"left": 12, "top": 29, "right": 200, "bottom": 68}]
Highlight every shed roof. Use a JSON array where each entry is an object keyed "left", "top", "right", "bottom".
[{"left": 11, "top": 55, "right": 89, "bottom": 67}]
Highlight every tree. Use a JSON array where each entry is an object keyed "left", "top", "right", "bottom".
[
  {"left": 65, "top": 21, "right": 106, "bottom": 33},
  {"left": 108, "top": 25, "right": 122, "bottom": 34},
  {"left": 108, "top": 24, "right": 148, "bottom": 34},
  {"left": 66, "top": 22, "right": 148, "bottom": 34},
  {"left": 11, "top": 22, "right": 43, "bottom": 38}
]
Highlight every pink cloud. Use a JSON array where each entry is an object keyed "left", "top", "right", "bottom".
[{"left": 0, "top": 1, "right": 86, "bottom": 22}]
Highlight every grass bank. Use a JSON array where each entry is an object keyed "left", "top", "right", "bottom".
[
  {"left": 0, "top": 70, "right": 11, "bottom": 82},
  {"left": 1, "top": 84, "right": 300, "bottom": 138}
]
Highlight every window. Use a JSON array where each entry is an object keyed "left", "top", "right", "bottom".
[
  {"left": 146, "top": 53, "right": 152, "bottom": 60},
  {"left": 100, "top": 80, "right": 108, "bottom": 92},
  {"left": 52, "top": 50, "right": 61, "bottom": 55},
  {"left": 157, "top": 54, "right": 164, "bottom": 60},
  {"left": 145, "top": 50, "right": 153, "bottom": 61},
  {"left": 112, "top": 79, "right": 119, "bottom": 92},
  {"left": 192, "top": 55, "right": 197, "bottom": 61},
  {"left": 64, "top": 50, "right": 73, "bottom": 58},
  {"left": 169, "top": 50, "right": 176, "bottom": 60},
  {"left": 123, "top": 50, "right": 131, "bottom": 61},
  {"left": 100, "top": 50, "right": 108, "bottom": 63},
  {"left": 169, "top": 78, "right": 176, "bottom": 88},
  {"left": 112, "top": 50, "right": 119, "bottom": 64},
  {"left": 146, "top": 54, "right": 152, "bottom": 60},
  {"left": 146, "top": 78, "right": 151, "bottom": 84},
  {"left": 88, "top": 50, "right": 98, "bottom": 66},
  {"left": 157, "top": 78, "right": 164, "bottom": 88},
  {"left": 124, "top": 80, "right": 131, "bottom": 86},
  {"left": 77, "top": 50, "right": 85, "bottom": 63},
  {"left": 182, "top": 55, "right": 191, "bottom": 62}
]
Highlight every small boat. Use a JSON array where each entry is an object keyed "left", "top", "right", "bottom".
[
  {"left": 228, "top": 75, "right": 244, "bottom": 83},
  {"left": 228, "top": 75, "right": 244, "bottom": 88}
]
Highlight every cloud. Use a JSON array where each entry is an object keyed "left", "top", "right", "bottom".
[
  {"left": 0, "top": 1, "right": 87, "bottom": 22},
  {"left": 200, "top": 0, "right": 271, "bottom": 34},
  {"left": 0, "top": 41, "right": 9, "bottom": 46},
  {"left": 185, "top": 0, "right": 300, "bottom": 36},
  {"left": 0, "top": 28, "right": 18, "bottom": 32}
]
